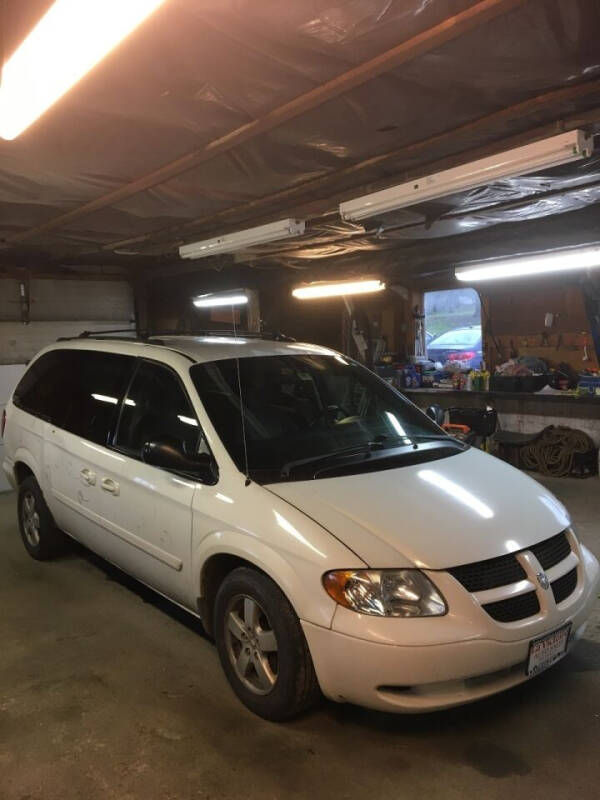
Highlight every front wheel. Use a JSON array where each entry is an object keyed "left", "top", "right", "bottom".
[{"left": 214, "top": 567, "right": 320, "bottom": 721}]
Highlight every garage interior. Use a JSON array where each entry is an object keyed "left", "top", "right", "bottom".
[{"left": 1, "top": 0, "right": 600, "bottom": 797}]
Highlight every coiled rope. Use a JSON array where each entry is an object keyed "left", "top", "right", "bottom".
[{"left": 521, "top": 425, "right": 597, "bottom": 478}]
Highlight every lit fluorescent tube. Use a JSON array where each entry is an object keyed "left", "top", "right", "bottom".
[
  {"left": 292, "top": 279, "right": 386, "bottom": 299},
  {"left": 180, "top": 219, "right": 306, "bottom": 260},
  {"left": 193, "top": 291, "right": 249, "bottom": 308},
  {"left": 340, "top": 130, "right": 594, "bottom": 221},
  {"left": 455, "top": 245, "right": 600, "bottom": 282},
  {"left": 0, "top": 0, "right": 166, "bottom": 140}
]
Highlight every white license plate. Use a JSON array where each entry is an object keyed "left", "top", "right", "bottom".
[{"left": 527, "top": 624, "right": 571, "bottom": 677}]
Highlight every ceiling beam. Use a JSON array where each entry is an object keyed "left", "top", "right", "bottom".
[
  {"left": 106, "top": 78, "right": 600, "bottom": 253},
  {"left": 6, "top": 0, "right": 526, "bottom": 245},
  {"left": 144, "top": 103, "right": 600, "bottom": 281}
]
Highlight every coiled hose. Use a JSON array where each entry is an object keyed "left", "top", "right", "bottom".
[{"left": 521, "top": 425, "right": 597, "bottom": 478}]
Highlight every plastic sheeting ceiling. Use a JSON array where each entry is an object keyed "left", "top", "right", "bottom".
[{"left": 1, "top": 0, "right": 600, "bottom": 273}]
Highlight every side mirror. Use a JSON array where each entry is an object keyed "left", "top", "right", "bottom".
[
  {"left": 142, "top": 437, "right": 217, "bottom": 483},
  {"left": 426, "top": 404, "right": 445, "bottom": 426}
]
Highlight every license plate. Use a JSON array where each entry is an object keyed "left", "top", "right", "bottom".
[{"left": 527, "top": 623, "right": 571, "bottom": 677}]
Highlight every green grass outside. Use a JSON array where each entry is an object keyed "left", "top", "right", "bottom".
[{"left": 426, "top": 310, "right": 481, "bottom": 338}]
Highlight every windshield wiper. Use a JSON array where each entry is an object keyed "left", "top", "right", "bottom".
[
  {"left": 279, "top": 434, "right": 459, "bottom": 479},
  {"left": 280, "top": 442, "right": 384, "bottom": 479},
  {"left": 408, "top": 434, "right": 452, "bottom": 441}
]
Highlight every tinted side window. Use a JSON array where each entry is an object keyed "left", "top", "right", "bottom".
[
  {"left": 13, "top": 350, "right": 76, "bottom": 424},
  {"left": 115, "top": 361, "right": 201, "bottom": 457},
  {"left": 62, "top": 351, "right": 135, "bottom": 445}
]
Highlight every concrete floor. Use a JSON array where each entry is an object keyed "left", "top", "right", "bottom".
[{"left": 0, "top": 476, "right": 599, "bottom": 800}]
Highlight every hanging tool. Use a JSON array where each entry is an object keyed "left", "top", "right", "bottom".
[{"left": 582, "top": 332, "right": 590, "bottom": 362}]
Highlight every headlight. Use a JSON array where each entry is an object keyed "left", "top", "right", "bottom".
[{"left": 323, "top": 569, "right": 447, "bottom": 617}]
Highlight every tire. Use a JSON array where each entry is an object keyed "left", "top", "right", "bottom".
[
  {"left": 214, "top": 567, "right": 320, "bottom": 721},
  {"left": 18, "top": 476, "right": 66, "bottom": 561}
]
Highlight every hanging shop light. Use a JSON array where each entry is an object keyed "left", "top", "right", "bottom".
[
  {"left": 0, "top": 0, "right": 167, "bottom": 140},
  {"left": 193, "top": 291, "right": 249, "bottom": 308},
  {"left": 292, "top": 279, "right": 386, "bottom": 299},
  {"left": 339, "top": 130, "right": 594, "bottom": 221},
  {"left": 180, "top": 219, "right": 306, "bottom": 260},
  {"left": 455, "top": 245, "right": 600, "bottom": 282}
]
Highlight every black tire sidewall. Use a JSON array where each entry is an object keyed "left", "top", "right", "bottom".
[{"left": 214, "top": 567, "right": 316, "bottom": 721}]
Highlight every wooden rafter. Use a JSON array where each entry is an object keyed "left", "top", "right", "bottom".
[
  {"left": 107, "top": 79, "right": 600, "bottom": 254},
  {"left": 6, "top": 0, "right": 526, "bottom": 245}
]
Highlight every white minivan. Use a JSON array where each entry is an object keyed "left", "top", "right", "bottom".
[{"left": 2, "top": 334, "right": 599, "bottom": 720}]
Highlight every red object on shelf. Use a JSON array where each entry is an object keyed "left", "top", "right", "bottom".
[{"left": 442, "top": 423, "right": 471, "bottom": 440}]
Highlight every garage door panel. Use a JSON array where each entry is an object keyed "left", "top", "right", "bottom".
[{"left": 30, "top": 280, "right": 133, "bottom": 321}]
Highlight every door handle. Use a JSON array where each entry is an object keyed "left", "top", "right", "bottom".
[
  {"left": 101, "top": 477, "right": 120, "bottom": 496},
  {"left": 80, "top": 468, "right": 96, "bottom": 486}
]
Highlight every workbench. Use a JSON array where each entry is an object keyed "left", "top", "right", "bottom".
[{"left": 403, "top": 388, "right": 600, "bottom": 446}]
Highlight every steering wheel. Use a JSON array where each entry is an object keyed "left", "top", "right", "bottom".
[{"left": 309, "top": 403, "right": 352, "bottom": 428}]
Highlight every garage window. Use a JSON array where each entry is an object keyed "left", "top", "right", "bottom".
[{"left": 425, "top": 289, "right": 483, "bottom": 370}]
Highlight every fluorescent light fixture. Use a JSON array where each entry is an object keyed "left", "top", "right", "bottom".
[
  {"left": 455, "top": 244, "right": 600, "bottom": 282},
  {"left": 180, "top": 219, "right": 305, "bottom": 260},
  {"left": 340, "top": 130, "right": 594, "bottom": 221},
  {"left": 92, "top": 393, "right": 118, "bottom": 405},
  {"left": 177, "top": 415, "right": 198, "bottom": 427},
  {"left": 193, "top": 291, "right": 249, "bottom": 308},
  {"left": 0, "top": 0, "right": 166, "bottom": 140},
  {"left": 292, "top": 279, "right": 386, "bottom": 299}
]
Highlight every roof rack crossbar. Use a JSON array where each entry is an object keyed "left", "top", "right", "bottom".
[{"left": 57, "top": 328, "right": 296, "bottom": 343}]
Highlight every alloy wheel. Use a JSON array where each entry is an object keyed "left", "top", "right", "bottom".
[
  {"left": 22, "top": 491, "right": 41, "bottom": 548},
  {"left": 224, "top": 594, "right": 279, "bottom": 695}
]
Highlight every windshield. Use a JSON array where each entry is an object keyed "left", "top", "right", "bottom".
[
  {"left": 430, "top": 328, "right": 480, "bottom": 346},
  {"left": 190, "top": 354, "right": 451, "bottom": 482}
]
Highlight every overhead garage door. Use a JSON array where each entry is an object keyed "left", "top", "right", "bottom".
[
  {"left": 0, "top": 277, "right": 134, "bottom": 491},
  {"left": 0, "top": 278, "right": 134, "bottom": 364}
]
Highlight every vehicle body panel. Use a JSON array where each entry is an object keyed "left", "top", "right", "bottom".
[
  {"left": 267, "top": 447, "right": 570, "bottom": 569},
  {"left": 3, "top": 335, "right": 599, "bottom": 715}
]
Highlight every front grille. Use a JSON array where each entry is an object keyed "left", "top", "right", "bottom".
[
  {"left": 530, "top": 531, "right": 571, "bottom": 570},
  {"left": 449, "top": 553, "right": 526, "bottom": 592},
  {"left": 483, "top": 591, "right": 540, "bottom": 623},
  {"left": 448, "top": 530, "right": 573, "bottom": 623},
  {"left": 551, "top": 567, "right": 578, "bottom": 605}
]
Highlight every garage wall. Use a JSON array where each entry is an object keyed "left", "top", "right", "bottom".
[
  {"left": 0, "top": 278, "right": 135, "bottom": 364},
  {"left": 481, "top": 276, "right": 599, "bottom": 372}
]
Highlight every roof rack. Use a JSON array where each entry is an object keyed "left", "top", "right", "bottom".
[
  {"left": 150, "top": 329, "right": 297, "bottom": 342},
  {"left": 57, "top": 328, "right": 296, "bottom": 343}
]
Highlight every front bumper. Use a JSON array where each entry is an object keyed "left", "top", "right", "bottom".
[{"left": 302, "top": 544, "right": 599, "bottom": 713}]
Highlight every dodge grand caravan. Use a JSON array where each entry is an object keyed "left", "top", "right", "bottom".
[{"left": 3, "top": 334, "right": 599, "bottom": 720}]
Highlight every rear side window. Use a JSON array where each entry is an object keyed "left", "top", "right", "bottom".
[
  {"left": 13, "top": 350, "right": 75, "bottom": 423},
  {"left": 62, "top": 351, "right": 135, "bottom": 445},
  {"left": 115, "top": 360, "right": 201, "bottom": 457}
]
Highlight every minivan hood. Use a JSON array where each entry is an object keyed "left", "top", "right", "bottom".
[{"left": 266, "top": 448, "right": 570, "bottom": 569}]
